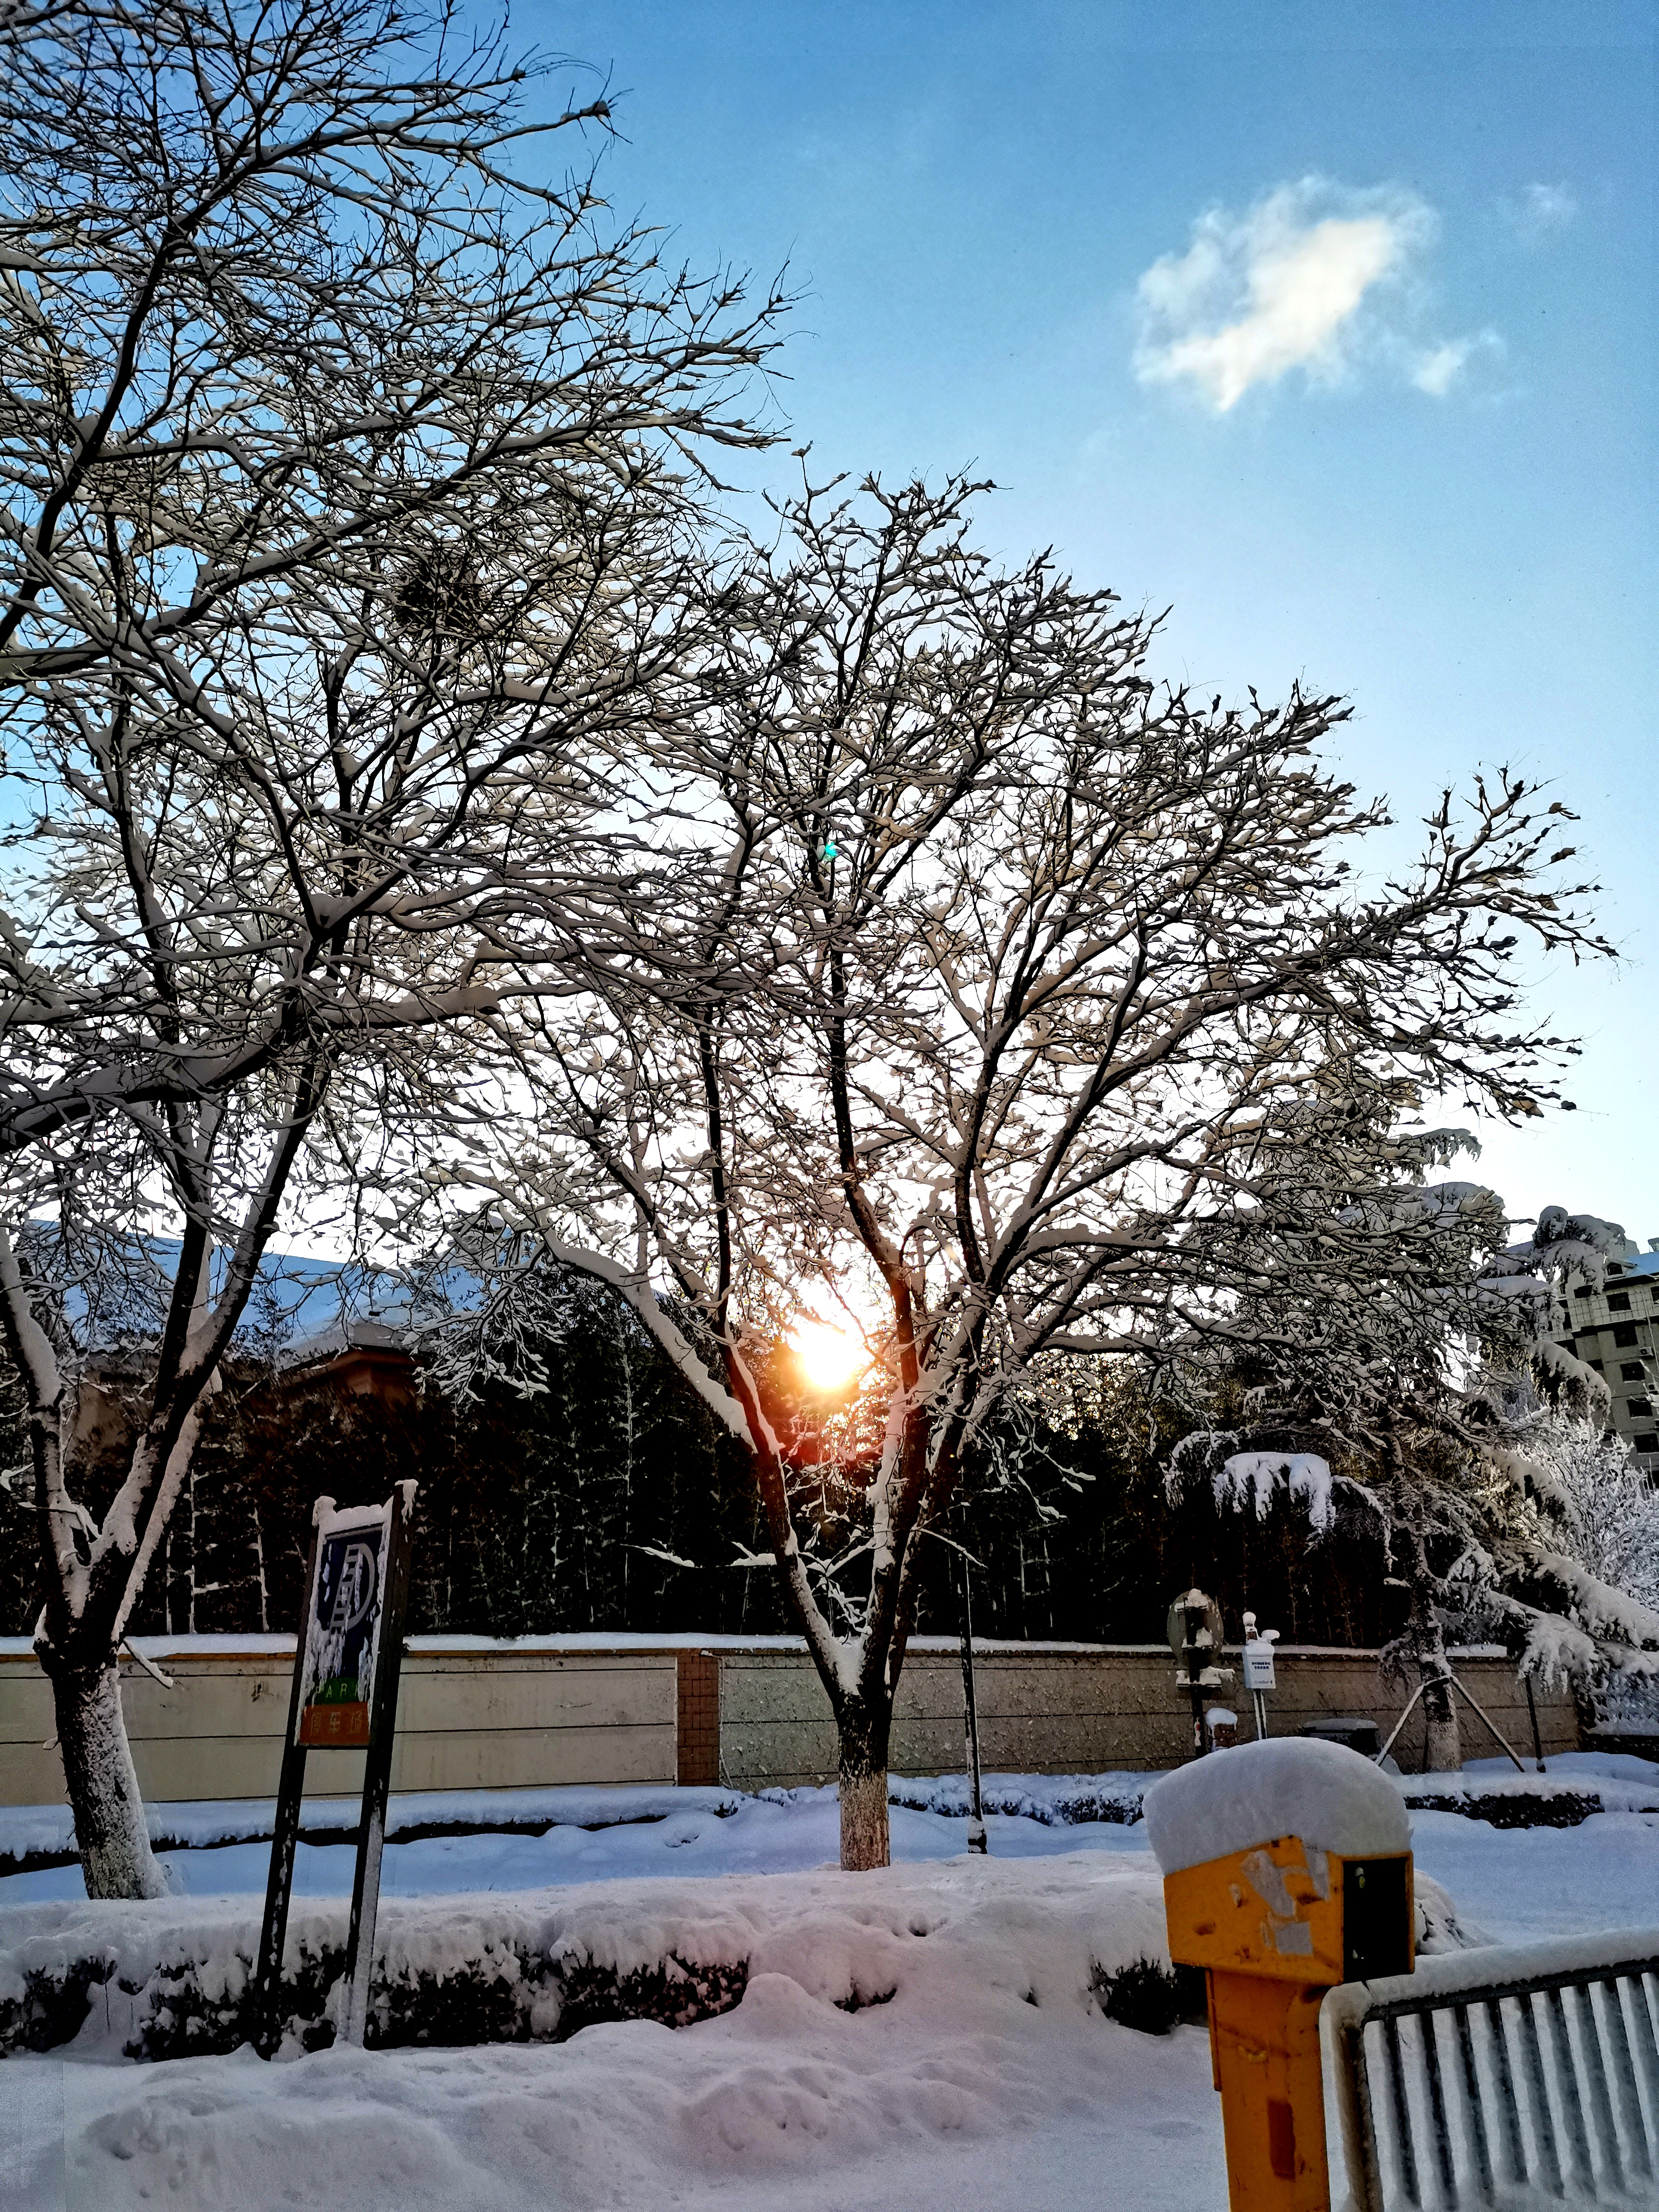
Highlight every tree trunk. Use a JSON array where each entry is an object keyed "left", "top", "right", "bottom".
[
  {"left": 838, "top": 1696, "right": 892, "bottom": 1872},
  {"left": 1421, "top": 1665, "right": 1462, "bottom": 1775},
  {"left": 1399, "top": 1490, "right": 1462, "bottom": 1774},
  {"left": 48, "top": 1657, "right": 167, "bottom": 1899}
]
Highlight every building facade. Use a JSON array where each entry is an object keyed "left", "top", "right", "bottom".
[{"left": 1552, "top": 1242, "right": 1659, "bottom": 1477}]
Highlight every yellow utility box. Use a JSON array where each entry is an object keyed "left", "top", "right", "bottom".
[{"left": 1144, "top": 1738, "right": 1414, "bottom": 2212}]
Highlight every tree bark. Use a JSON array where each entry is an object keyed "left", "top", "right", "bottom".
[
  {"left": 1399, "top": 1487, "right": 1462, "bottom": 1774},
  {"left": 48, "top": 1656, "right": 167, "bottom": 1899},
  {"left": 1420, "top": 1665, "right": 1463, "bottom": 1775},
  {"left": 837, "top": 1695, "right": 892, "bottom": 1872}
]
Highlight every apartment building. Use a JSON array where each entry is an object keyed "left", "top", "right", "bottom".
[{"left": 1552, "top": 1242, "right": 1659, "bottom": 1476}]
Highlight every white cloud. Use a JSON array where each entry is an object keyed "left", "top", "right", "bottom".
[
  {"left": 1506, "top": 182, "right": 1577, "bottom": 243},
  {"left": 1409, "top": 329, "right": 1503, "bottom": 397},
  {"left": 1411, "top": 339, "right": 1473, "bottom": 397},
  {"left": 1135, "top": 179, "right": 1476, "bottom": 413}
]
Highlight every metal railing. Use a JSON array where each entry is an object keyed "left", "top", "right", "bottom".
[{"left": 1322, "top": 1927, "right": 1659, "bottom": 2208}]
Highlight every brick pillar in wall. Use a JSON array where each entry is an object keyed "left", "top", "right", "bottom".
[{"left": 676, "top": 1651, "right": 720, "bottom": 1785}]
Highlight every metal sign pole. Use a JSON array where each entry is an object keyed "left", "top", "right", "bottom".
[
  {"left": 340, "top": 1481, "right": 417, "bottom": 2048},
  {"left": 958, "top": 1554, "right": 987, "bottom": 1854},
  {"left": 253, "top": 1500, "right": 331, "bottom": 2060},
  {"left": 1183, "top": 1607, "right": 1209, "bottom": 1755},
  {"left": 255, "top": 1483, "right": 418, "bottom": 2058}
]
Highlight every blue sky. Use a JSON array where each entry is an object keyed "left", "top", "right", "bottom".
[{"left": 519, "top": 0, "right": 1658, "bottom": 1245}]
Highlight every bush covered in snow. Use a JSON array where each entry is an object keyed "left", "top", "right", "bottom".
[
  {"left": 0, "top": 1911, "right": 753, "bottom": 2064},
  {"left": 0, "top": 1841, "right": 1497, "bottom": 2068}
]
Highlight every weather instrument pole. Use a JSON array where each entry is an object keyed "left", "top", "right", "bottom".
[
  {"left": 1242, "top": 1611, "right": 1278, "bottom": 1742},
  {"left": 1167, "top": 1588, "right": 1230, "bottom": 1758}
]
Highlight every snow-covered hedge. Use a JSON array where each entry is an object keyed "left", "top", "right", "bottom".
[
  {"left": 884, "top": 1773, "right": 1149, "bottom": 1826},
  {"left": 0, "top": 1895, "right": 753, "bottom": 2062},
  {"left": 0, "top": 1855, "right": 1482, "bottom": 2065}
]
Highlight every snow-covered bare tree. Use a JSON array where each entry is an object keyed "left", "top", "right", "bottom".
[
  {"left": 0, "top": 0, "right": 781, "bottom": 1895},
  {"left": 434, "top": 472, "right": 1611, "bottom": 1866}
]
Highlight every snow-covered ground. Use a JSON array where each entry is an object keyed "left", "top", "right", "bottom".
[
  {"left": 2, "top": 1754, "right": 1655, "bottom": 2212},
  {"left": 0, "top": 1782, "right": 1161, "bottom": 1907},
  {"left": 5, "top": 1753, "right": 1653, "bottom": 1907}
]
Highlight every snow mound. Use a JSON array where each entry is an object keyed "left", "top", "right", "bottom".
[
  {"left": 0, "top": 1854, "right": 1178, "bottom": 2066},
  {"left": 7, "top": 1856, "right": 1238, "bottom": 2212},
  {"left": 1415, "top": 1871, "right": 1494, "bottom": 1955},
  {"left": 1143, "top": 1738, "right": 1411, "bottom": 1875},
  {"left": 0, "top": 1847, "right": 1503, "bottom": 2212}
]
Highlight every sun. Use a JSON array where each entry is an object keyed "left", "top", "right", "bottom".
[{"left": 791, "top": 1317, "right": 866, "bottom": 1395}]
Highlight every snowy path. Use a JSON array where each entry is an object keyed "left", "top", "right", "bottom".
[
  {"left": 49, "top": 2015, "right": 1226, "bottom": 2212},
  {"left": 2, "top": 1760, "right": 1655, "bottom": 2212}
]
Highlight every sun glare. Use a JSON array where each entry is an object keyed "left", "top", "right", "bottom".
[{"left": 792, "top": 1317, "right": 866, "bottom": 1394}]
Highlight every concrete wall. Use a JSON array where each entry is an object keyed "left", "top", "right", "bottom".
[
  {"left": 1551, "top": 1250, "right": 1659, "bottom": 1475},
  {"left": 0, "top": 1635, "right": 1578, "bottom": 1807},
  {"left": 718, "top": 1643, "right": 1580, "bottom": 1790},
  {"left": 0, "top": 1641, "right": 677, "bottom": 1806}
]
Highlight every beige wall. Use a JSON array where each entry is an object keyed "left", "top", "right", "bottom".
[
  {"left": 0, "top": 1637, "right": 1577, "bottom": 1807},
  {"left": 719, "top": 1644, "right": 1579, "bottom": 1790},
  {"left": 0, "top": 1647, "right": 676, "bottom": 1806}
]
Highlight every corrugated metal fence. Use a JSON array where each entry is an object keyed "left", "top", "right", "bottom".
[{"left": 1323, "top": 1928, "right": 1659, "bottom": 2208}]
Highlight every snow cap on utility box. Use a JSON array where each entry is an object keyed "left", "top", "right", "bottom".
[{"left": 1142, "top": 1736, "right": 1410, "bottom": 1875}]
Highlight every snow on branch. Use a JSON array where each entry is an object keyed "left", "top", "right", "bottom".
[
  {"left": 541, "top": 1242, "right": 751, "bottom": 1443},
  {"left": 1531, "top": 1548, "right": 1659, "bottom": 1656},
  {"left": 1216, "top": 1450, "right": 1336, "bottom": 1534},
  {"left": 1167, "top": 1429, "right": 1343, "bottom": 1536}
]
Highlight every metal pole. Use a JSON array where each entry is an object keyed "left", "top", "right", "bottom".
[
  {"left": 253, "top": 1503, "right": 328, "bottom": 2059},
  {"left": 1525, "top": 1673, "right": 1547, "bottom": 1774},
  {"left": 958, "top": 1554, "right": 987, "bottom": 1853},
  {"left": 1373, "top": 1679, "right": 1430, "bottom": 1768},
  {"left": 341, "top": 1481, "right": 417, "bottom": 2048},
  {"left": 1184, "top": 1605, "right": 1209, "bottom": 1755},
  {"left": 1446, "top": 1671, "right": 1527, "bottom": 1773}
]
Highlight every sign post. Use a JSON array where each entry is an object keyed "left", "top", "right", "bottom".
[
  {"left": 340, "top": 1480, "right": 416, "bottom": 2046},
  {"left": 1166, "top": 1587, "right": 1229, "bottom": 1757},
  {"left": 253, "top": 1503, "right": 326, "bottom": 2058},
  {"left": 253, "top": 1481, "right": 417, "bottom": 2058}
]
